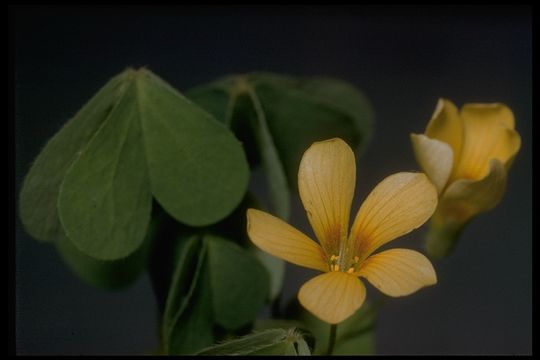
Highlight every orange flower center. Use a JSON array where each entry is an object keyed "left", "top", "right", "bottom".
[{"left": 329, "top": 254, "right": 360, "bottom": 274}]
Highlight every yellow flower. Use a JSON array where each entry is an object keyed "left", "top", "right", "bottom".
[
  {"left": 247, "top": 138, "right": 438, "bottom": 324},
  {"left": 411, "top": 99, "right": 521, "bottom": 258}
]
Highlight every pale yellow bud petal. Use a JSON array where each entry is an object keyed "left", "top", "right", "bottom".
[{"left": 411, "top": 133, "right": 454, "bottom": 193}]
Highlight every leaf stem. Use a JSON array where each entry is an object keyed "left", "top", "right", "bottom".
[{"left": 325, "top": 323, "right": 338, "bottom": 355}]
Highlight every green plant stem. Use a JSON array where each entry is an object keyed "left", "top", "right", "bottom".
[{"left": 326, "top": 324, "right": 338, "bottom": 355}]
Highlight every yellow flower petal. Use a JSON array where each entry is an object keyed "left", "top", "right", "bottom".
[
  {"left": 452, "top": 103, "right": 521, "bottom": 181},
  {"left": 438, "top": 159, "right": 508, "bottom": 223},
  {"left": 298, "top": 272, "right": 366, "bottom": 324},
  {"left": 298, "top": 138, "right": 356, "bottom": 257},
  {"left": 425, "top": 98, "right": 463, "bottom": 161},
  {"left": 349, "top": 172, "right": 438, "bottom": 260},
  {"left": 358, "top": 248, "right": 437, "bottom": 297},
  {"left": 461, "top": 102, "right": 516, "bottom": 129},
  {"left": 410, "top": 134, "right": 454, "bottom": 193},
  {"left": 246, "top": 209, "right": 328, "bottom": 272}
]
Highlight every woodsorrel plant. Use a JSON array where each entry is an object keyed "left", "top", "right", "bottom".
[{"left": 20, "top": 67, "right": 519, "bottom": 355}]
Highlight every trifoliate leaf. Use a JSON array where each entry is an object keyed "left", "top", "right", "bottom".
[{"left": 20, "top": 68, "right": 249, "bottom": 260}]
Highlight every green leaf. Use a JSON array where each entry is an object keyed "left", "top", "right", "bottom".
[
  {"left": 251, "top": 247, "right": 285, "bottom": 301},
  {"left": 205, "top": 191, "right": 259, "bottom": 246},
  {"left": 162, "top": 235, "right": 214, "bottom": 355},
  {"left": 135, "top": 70, "right": 249, "bottom": 226},
  {"left": 242, "top": 87, "right": 290, "bottom": 219},
  {"left": 249, "top": 340, "right": 307, "bottom": 355},
  {"left": 296, "top": 76, "right": 374, "bottom": 151},
  {"left": 187, "top": 72, "right": 374, "bottom": 197},
  {"left": 147, "top": 207, "right": 196, "bottom": 314},
  {"left": 195, "top": 328, "right": 311, "bottom": 355},
  {"left": 161, "top": 233, "right": 271, "bottom": 354},
  {"left": 58, "top": 76, "right": 152, "bottom": 260},
  {"left": 184, "top": 75, "right": 237, "bottom": 124},
  {"left": 162, "top": 235, "right": 201, "bottom": 342},
  {"left": 21, "top": 68, "right": 250, "bottom": 260},
  {"left": 205, "top": 235, "right": 269, "bottom": 330},
  {"left": 253, "top": 319, "right": 316, "bottom": 352},
  {"left": 55, "top": 211, "right": 158, "bottom": 289},
  {"left": 189, "top": 78, "right": 290, "bottom": 219},
  {"left": 293, "top": 331, "right": 313, "bottom": 356},
  {"left": 203, "top": 192, "right": 285, "bottom": 303},
  {"left": 253, "top": 73, "right": 374, "bottom": 189},
  {"left": 168, "top": 265, "right": 214, "bottom": 355},
  {"left": 19, "top": 71, "right": 129, "bottom": 242}
]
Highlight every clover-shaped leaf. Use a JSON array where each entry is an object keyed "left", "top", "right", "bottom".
[{"left": 20, "top": 68, "right": 249, "bottom": 260}]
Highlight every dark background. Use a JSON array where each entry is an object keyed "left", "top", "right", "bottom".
[{"left": 13, "top": 6, "right": 532, "bottom": 355}]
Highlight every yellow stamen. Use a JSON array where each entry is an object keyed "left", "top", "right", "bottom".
[
  {"left": 347, "top": 267, "right": 354, "bottom": 274},
  {"left": 353, "top": 256, "right": 360, "bottom": 263}
]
